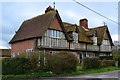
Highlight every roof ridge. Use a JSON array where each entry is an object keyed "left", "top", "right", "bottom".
[
  {"left": 89, "top": 25, "right": 107, "bottom": 29},
  {"left": 63, "top": 22, "right": 76, "bottom": 25}
]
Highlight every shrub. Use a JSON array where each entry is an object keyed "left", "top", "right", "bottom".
[
  {"left": 29, "top": 52, "right": 40, "bottom": 68},
  {"left": 19, "top": 52, "right": 40, "bottom": 69},
  {"left": 45, "top": 51, "right": 79, "bottom": 74},
  {"left": 100, "top": 60, "right": 115, "bottom": 67},
  {"left": 83, "top": 57, "right": 100, "bottom": 69},
  {"left": 2, "top": 57, "right": 31, "bottom": 74},
  {"left": 99, "top": 56, "right": 113, "bottom": 60},
  {"left": 112, "top": 50, "right": 120, "bottom": 66}
]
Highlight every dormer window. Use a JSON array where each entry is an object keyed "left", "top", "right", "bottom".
[
  {"left": 93, "top": 30, "right": 97, "bottom": 45},
  {"left": 73, "top": 32, "right": 78, "bottom": 43},
  {"left": 93, "top": 36, "right": 97, "bottom": 45}
]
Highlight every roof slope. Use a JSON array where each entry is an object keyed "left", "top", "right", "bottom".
[
  {"left": 88, "top": 26, "right": 114, "bottom": 45},
  {"left": 88, "top": 26, "right": 106, "bottom": 45},
  {"left": 78, "top": 26, "right": 93, "bottom": 43},
  {"left": 10, "top": 11, "right": 56, "bottom": 43}
]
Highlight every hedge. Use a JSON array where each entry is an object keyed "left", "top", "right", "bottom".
[
  {"left": 83, "top": 57, "right": 101, "bottom": 69},
  {"left": 100, "top": 60, "right": 115, "bottom": 67},
  {"left": 99, "top": 56, "right": 113, "bottom": 60},
  {"left": 2, "top": 58, "right": 31, "bottom": 74},
  {"left": 45, "top": 51, "right": 79, "bottom": 74}
]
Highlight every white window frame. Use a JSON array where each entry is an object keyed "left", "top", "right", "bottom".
[
  {"left": 102, "top": 39, "right": 110, "bottom": 45},
  {"left": 26, "top": 48, "right": 33, "bottom": 53}
]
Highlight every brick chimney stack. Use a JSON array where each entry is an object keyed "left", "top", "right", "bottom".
[{"left": 79, "top": 18, "right": 88, "bottom": 29}]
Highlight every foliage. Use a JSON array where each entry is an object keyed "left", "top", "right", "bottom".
[
  {"left": 112, "top": 50, "right": 120, "bottom": 66},
  {"left": 2, "top": 57, "right": 31, "bottom": 74},
  {"left": 45, "top": 51, "right": 79, "bottom": 74},
  {"left": 100, "top": 60, "right": 115, "bottom": 67},
  {"left": 99, "top": 56, "right": 113, "bottom": 60},
  {"left": 83, "top": 57, "right": 101, "bottom": 69},
  {"left": 19, "top": 52, "right": 40, "bottom": 69}
]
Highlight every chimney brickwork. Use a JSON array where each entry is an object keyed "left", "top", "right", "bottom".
[{"left": 79, "top": 18, "right": 88, "bottom": 29}]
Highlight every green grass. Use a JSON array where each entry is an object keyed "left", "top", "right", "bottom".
[{"left": 2, "top": 66, "right": 120, "bottom": 78}]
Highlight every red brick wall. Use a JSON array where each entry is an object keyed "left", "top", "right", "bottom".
[
  {"left": 11, "top": 39, "right": 36, "bottom": 54},
  {"left": 49, "top": 16, "right": 62, "bottom": 31}
]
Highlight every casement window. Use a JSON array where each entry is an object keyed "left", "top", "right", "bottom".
[
  {"left": 37, "top": 38, "right": 41, "bottom": 46},
  {"left": 42, "top": 29, "right": 69, "bottom": 48},
  {"left": 102, "top": 39, "right": 110, "bottom": 45},
  {"left": 60, "top": 32, "right": 65, "bottom": 39},
  {"left": 93, "top": 36, "right": 97, "bottom": 45},
  {"left": 47, "top": 29, "right": 65, "bottom": 39},
  {"left": 56, "top": 31, "right": 60, "bottom": 38},
  {"left": 73, "top": 32, "right": 78, "bottom": 43},
  {"left": 41, "top": 37, "right": 44, "bottom": 46},
  {"left": 49, "top": 30, "right": 54, "bottom": 37},
  {"left": 53, "top": 30, "right": 57, "bottom": 38}
]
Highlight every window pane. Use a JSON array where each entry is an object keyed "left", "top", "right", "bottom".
[
  {"left": 61, "top": 32, "right": 65, "bottom": 39},
  {"left": 49, "top": 30, "right": 53, "bottom": 37},
  {"left": 73, "top": 32, "right": 78, "bottom": 42},
  {"left": 54, "top": 30, "right": 56, "bottom": 38},
  {"left": 56, "top": 31, "right": 60, "bottom": 38},
  {"left": 47, "top": 30, "right": 49, "bottom": 36}
]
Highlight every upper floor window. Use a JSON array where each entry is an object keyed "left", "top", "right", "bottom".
[
  {"left": 102, "top": 39, "right": 110, "bottom": 45},
  {"left": 49, "top": 30, "right": 54, "bottom": 37},
  {"left": 73, "top": 32, "right": 78, "bottom": 43},
  {"left": 45, "top": 29, "right": 65, "bottom": 39},
  {"left": 93, "top": 36, "right": 97, "bottom": 45}
]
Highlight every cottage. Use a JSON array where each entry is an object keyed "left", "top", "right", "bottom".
[
  {"left": 9, "top": 6, "right": 114, "bottom": 62},
  {"left": 0, "top": 49, "right": 11, "bottom": 57}
]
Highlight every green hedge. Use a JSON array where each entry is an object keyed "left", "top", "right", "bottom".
[
  {"left": 2, "top": 58, "right": 31, "bottom": 74},
  {"left": 99, "top": 56, "right": 113, "bottom": 60},
  {"left": 45, "top": 51, "right": 79, "bottom": 74},
  {"left": 83, "top": 57, "right": 100, "bottom": 69},
  {"left": 100, "top": 60, "right": 115, "bottom": 67}
]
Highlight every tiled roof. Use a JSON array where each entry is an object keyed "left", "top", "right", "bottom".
[
  {"left": 10, "top": 10, "right": 56, "bottom": 43},
  {"left": 88, "top": 26, "right": 107, "bottom": 45},
  {"left": 78, "top": 26, "right": 93, "bottom": 43},
  {"left": 9, "top": 7, "right": 113, "bottom": 46}
]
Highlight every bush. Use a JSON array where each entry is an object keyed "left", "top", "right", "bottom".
[
  {"left": 2, "top": 57, "right": 31, "bottom": 74},
  {"left": 83, "top": 57, "right": 100, "bottom": 69},
  {"left": 100, "top": 60, "right": 115, "bottom": 68},
  {"left": 112, "top": 50, "right": 120, "bottom": 66},
  {"left": 45, "top": 51, "right": 79, "bottom": 74},
  {"left": 99, "top": 56, "right": 113, "bottom": 60},
  {"left": 19, "top": 52, "right": 40, "bottom": 69}
]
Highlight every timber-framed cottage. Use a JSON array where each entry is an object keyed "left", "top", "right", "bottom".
[{"left": 9, "top": 6, "right": 114, "bottom": 62}]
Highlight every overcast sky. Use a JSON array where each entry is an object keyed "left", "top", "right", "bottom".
[{"left": 0, "top": 0, "right": 119, "bottom": 49}]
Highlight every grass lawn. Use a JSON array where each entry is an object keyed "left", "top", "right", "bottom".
[{"left": 2, "top": 66, "right": 120, "bottom": 78}]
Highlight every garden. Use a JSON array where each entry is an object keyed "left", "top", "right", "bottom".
[{"left": 1, "top": 50, "right": 120, "bottom": 78}]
